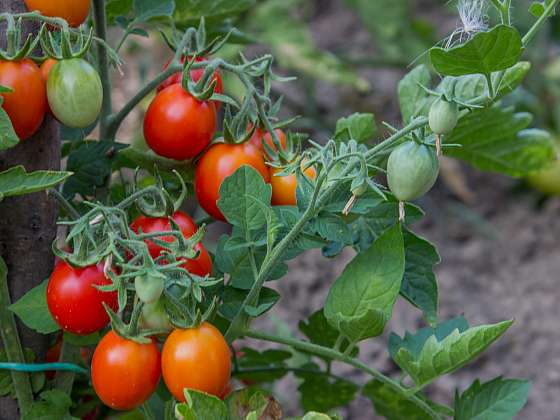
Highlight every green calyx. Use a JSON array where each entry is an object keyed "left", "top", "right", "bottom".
[
  {"left": 0, "top": 17, "right": 44, "bottom": 61},
  {"left": 40, "top": 27, "right": 94, "bottom": 60}
]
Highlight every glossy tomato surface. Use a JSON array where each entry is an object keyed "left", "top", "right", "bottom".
[
  {"left": 24, "top": 0, "right": 90, "bottom": 27},
  {"left": 144, "top": 84, "right": 216, "bottom": 160},
  {"left": 130, "top": 211, "right": 212, "bottom": 277},
  {"left": 92, "top": 331, "right": 161, "bottom": 410},
  {"left": 47, "top": 58, "right": 103, "bottom": 128},
  {"left": 40, "top": 58, "right": 57, "bottom": 114},
  {"left": 157, "top": 56, "right": 223, "bottom": 95},
  {"left": 270, "top": 165, "right": 316, "bottom": 206},
  {"left": 249, "top": 127, "right": 287, "bottom": 160},
  {"left": 162, "top": 322, "right": 231, "bottom": 401},
  {"left": 195, "top": 142, "right": 270, "bottom": 221},
  {"left": 46, "top": 262, "right": 118, "bottom": 335},
  {"left": 0, "top": 59, "right": 47, "bottom": 140}
]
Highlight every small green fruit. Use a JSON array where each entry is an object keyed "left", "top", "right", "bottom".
[
  {"left": 387, "top": 141, "right": 439, "bottom": 201},
  {"left": 527, "top": 159, "right": 560, "bottom": 196},
  {"left": 139, "top": 299, "right": 173, "bottom": 332},
  {"left": 135, "top": 273, "right": 165, "bottom": 304},
  {"left": 429, "top": 98, "right": 459, "bottom": 135}
]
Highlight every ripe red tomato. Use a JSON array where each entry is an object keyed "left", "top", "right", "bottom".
[
  {"left": 46, "top": 262, "right": 118, "bottom": 335},
  {"left": 0, "top": 59, "right": 47, "bottom": 140},
  {"left": 270, "top": 164, "right": 317, "bottom": 206},
  {"left": 91, "top": 331, "right": 161, "bottom": 410},
  {"left": 195, "top": 142, "right": 271, "bottom": 221},
  {"left": 157, "top": 56, "right": 223, "bottom": 96},
  {"left": 24, "top": 0, "right": 90, "bottom": 27},
  {"left": 162, "top": 322, "right": 231, "bottom": 401},
  {"left": 130, "top": 211, "right": 212, "bottom": 277},
  {"left": 143, "top": 84, "right": 216, "bottom": 160},
  {"left": 249, "top": 127, "right": 287, "bottom": 160}
]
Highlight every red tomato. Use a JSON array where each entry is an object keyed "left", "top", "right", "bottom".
[
  {"left": 130, "top": 211, "right": 212, "bottom": 277},
  {"left": 24, "top": 0, "right": 90, "bottom": 27},
  {"left": 195, "top": 142, "right": 271, "bottom": 221},
  {"left": 249, "top": 127, "right": 287, "bottom": 160},
  {"left": 270, "top": 164, "right": 317, "bottom": 206},
  {"left": 143, "top": 84, "right": 216, "bottom": 160},
  {"left": 162, "top": 323, "right": 231, "bottom": 401},
  {"left": 157, "top": 56, "right": 223, "bottom": 96},
  {"left": 0, "top": 59, "right": 47, "bottom": 140},
  {"left": 40, "top": 58, "right": 57, "bottom": 114},
  {"left": 46, "top": 262, "right": 118, "bottom": 335},
  {"left": 91, "top": 331, "right": 161, "bottom": 410}
]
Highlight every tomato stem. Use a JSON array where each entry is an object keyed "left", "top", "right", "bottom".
[
  {"left": 92, "top": 0, "right": 112, "bottom": 139},
  {"left": 522, "top": 0, "right": 560, "bottom": 46}
]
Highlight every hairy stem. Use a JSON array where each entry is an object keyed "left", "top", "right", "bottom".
[
  {"left": 92, "top": 0, "right": 112, "bottom": 139},
  {"left": 522, "top": 0, "right": 560, "bottom": 46}
]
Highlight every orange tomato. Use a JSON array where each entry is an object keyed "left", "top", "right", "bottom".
[
  {"left": 24, "top": 0, "right": 90, "bottom": 27},
  {"left": 270, "top": 164, "right": 317, "bottom": 206},
  {"left": 249, "top": 127, "right": 287, "bottom": 160}
]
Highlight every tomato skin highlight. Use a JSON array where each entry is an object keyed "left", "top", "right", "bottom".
[
  {"left": 130, "top": 211, "right": 212, "bottom": 277},
  {"left": 162, "top": 322, "right": 231, "bottom": 401},
  {"left": 249, "top": 127, "right": 287, "bottom": 160},
  {"left": 270, "top": 165, "right": 316, "bottom": 206},
  {"left": 47, "top": 58, "right": 103, "bottom": 128},
  {"left": 157, "top": 56, "right": 223, "bottom": 96},
  {"left": 195, "top": 142, "right": 271, "bottom": 221},
  {"left": 24, "top": 0, "right": 90, "bottom": 27},
  {"left": 91, "top": 331, "right": 161, "bottom": 410},
  {"left": 46, "top": 262, "right": 118, "bottom": 335},
  {"left": 0, "top": 59, "right": 47, "bottom": 140},
  {"left": 144, "top": 84, "right": 217, "bottom": 160}
]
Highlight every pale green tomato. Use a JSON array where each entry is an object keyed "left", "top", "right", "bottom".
[
  {"left": 139, "top": 299, "right": 172, "bottom": 332},
  {"left": 47, "top": 58, "right": 102, "bottom": 128},
  {"left": 429, "top": 98, "right": 459, "bottom": 135},
  {"left": 528, "top": 159, "right": 560, "bottom": 196}
]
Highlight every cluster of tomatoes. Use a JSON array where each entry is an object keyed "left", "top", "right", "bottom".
[
  {"left": 46, "top": 210, "right": 231, "bottom": 410},
  {"left": 0, "top": 1, "right": 101, "bottom": 140}
]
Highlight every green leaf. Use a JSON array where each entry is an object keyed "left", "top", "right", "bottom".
[
  {"left": 0, "top": 107, "right": 19, "bottom": 150},
  {"left": 529, "top": 2, "right": 545, "bottom": 18},
  {"left": 9, "top": 279, "right": 59, "bottom": 334},
  {"left": 174, "top": 0, "right": 255, "bottom": 23},
  {"left": 334, "top": 113, "right": 377, "bottom": 143},
  {"left": 430, "top": 25, "right": 523, "bottom": 76},
  {"left": 63, "top": 140, "right": 128, "bottom": 198},
  {"left": 362, "top": 379, "right": 432, "bottom": 420},
  {"left": 391, "top": 319, "right": 513, "bottom": 388},
  {"left": 454, "top": 376, "right": 530, "bottom": 420},
  {"left": 219, "top": 286, "right": 280, "bottom": 320},
  {"left": 296, "top": 366, "right": 358, "bottom": 413},
  {"left": 400, "top": 229, "right": 440, "bottom": 326},
  {"left": 133, "top": 0, "right": 174, "bottom": 22},
  {"left": 63, "top": 332, "right": 100, "bottom": 346},
  {"left": 175, "top": 390, "right": 227, "bottom": 420},
  {"left": 106, "top": 0, "right": 133, "bottom": 24},
  {"left": 218, "top": 166, "right": 272, "bottom": 232},
  {"left": 0, "top": 166, "right": 72, "bottom": 200},
  {"left": 0, "top": 348, "right": 45, "bottom": 398},
  {"left": 225, "top": 388, "right": 282, "bottom": 420},
  {"left": 23, "top": 389, "right": 76, "bottom": 420},
  {"left": 444, "top": 107, "right": 556, "bottom": 177},
  {"left": 299, "top": 309, "right": 358, "bottom": 357},
  {"left": 236, "top": 348, "right": 291, "bottom": 383},
  {"left": 324, "top": 224, "right": 405, "bottom": 342},
  {"left": 398, "top": 65, "right": 432, "bottom": 122}
]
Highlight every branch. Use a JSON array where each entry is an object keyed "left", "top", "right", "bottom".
[
  {"left": 522, "top": 0, "right": 560, "bottom": 46},
  {"left": 92, "top": 0, "right": 112, "bottom": 139}
]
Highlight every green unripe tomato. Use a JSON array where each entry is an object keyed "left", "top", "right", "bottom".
[
  {"left": 429, "top": 98, "right": 459, "bottom": 135},
  {"left": 47, "top": 58, "right": 103, "bottom": 128},
  {"left": 527, "top": 159, "right": 560, "bottom": 196},
  {"left": 139, "top": 299, "right": 173, "bottom": 332},
  {"left": 134, "top": 273, "right": 164, "bottom": 304},
  {"left": 387, "top": 141, "right": 439, "bottom": 201}
]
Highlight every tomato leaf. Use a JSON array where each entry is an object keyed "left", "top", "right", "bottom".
[
  {"left": 430, "top": 25, "right": 523, "bottom": 76},
  {"left": 390, "top": 318, "right": 513, "bottom": 388},
  {"left": 324, "top": 224, "right": 405, "bottom": 342},
  {"left": 133, "top": 0, "right": 174, "bottom": 22},
  {"left": 176, "top": 390, "right": 228, "bottom": 420},
  {"left": 334, "top": 113, "right": 377, "bottom": 143},
  {"left": 299, "top": 309, "right": 358, "bottom": 357},
  {"left": 398, "top": 65, "right": 433, "bottom": 123},
  {"left": 400, "top": 229, "right": 440, "bottom": 326},
  {"left": 0, "top": 107, "right": 20, "bottom": 150},
  {"left": 236, "top": 348, "right": 291, "bottom": 383},
  {"left": 444, "top": 107, "right": 556, "bottom": 177},
  {"left": 174, "top": 0, "right": 255, "bottom": 23},
  {"left": 219, "top": 286, "right": 280, "bottom": 320},
  {"left": 22, "top": 389, "right": 74, "bottom": 420},
  {"left": 225, "top": 388, "right": 282, "bottom": 420},
  {"left": 8, "top": 280, "right": 59, "bottom": 335},
  {"left": 454, "top": 376, "right": 530, "bottom": 420},
  {"left": 0, "top": 166, "right": 72, "bottom": 201}
]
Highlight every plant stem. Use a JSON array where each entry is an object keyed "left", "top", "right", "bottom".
[
  {"left": 522, "top": 0, "right": 560, "bottom": 46},
  {"left": 485, "top": 73, "right": 495, "bottom": 99},
  {"left": 0, "top": 257, "right": 33, "bottom": 415},
  {"left": 53, "top": 341, "right": 80, "bottom": 393},
  {"left": 244, "top": 329, "right": 443, "bottom": 420},
  {"left": 92, "top": 0, "right": 112, "bottom": 139}
]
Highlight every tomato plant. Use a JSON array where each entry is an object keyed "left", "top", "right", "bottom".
[
  {"left": 157, "top": 56, "right": 223, "bottom": 96},
  {"left": 249, "top": 127, "right": 287, "bottom": 159},
  {"left": 0, "top": 59, "right": 46, "bottom": 140},
  {"left": 91, "top": 331, "right": 161, "bottom": 410},
  {"left": 46, "top": 262, "right": 118, "bottom": 335},
  {"left": 195, "top": 142, "right": 270, "bottom": 220},
  {"left": 24, "top": 0, "right": 90, "bottom": 27},
  {"left": 161, "top": 322, "right": 231, "bottom": 401}
]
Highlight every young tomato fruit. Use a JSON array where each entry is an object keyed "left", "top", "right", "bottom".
[
  {"left": 0, "top": 59, "right": 47, "bottom": 140},
  {"left": 429, "top": 98, "right": 459, "bottom": 135},
  {"left": 157, "top": 56, "right": 223, "bottom": 95},
  {"left": 195, "top": 142, "right": 271, "bottom": 221},
  {"left": 387, "top": 141, "right": 439, "bottom": 201},
  {"left": 270, "top": 164, "right": 317, "bottom": 206},
  {"left": 143, "top": 84, "right": 216, "bottom": 160},
  {"left": 24, "top": 0, "right": 90, "bottom": 27},
  {"left": 130, "top": 211, "right": 212, "bottom": 277},
  {"left": 46, "top": 262, "right": 118, "bottom": 335},
  {"left": 47, "top": 58, "right": 103, "bottom": 128},
  {"left": 91, "top": 331, "right": 161, "bottom": 410},
  {"left": 527, "top": 158, "right": 560, "bottom": 196},
  {"left": 249, "top": 127, "right": 287, "bottom": 160},
  {"left": 162, "top": 322, "right": 231, "bottom": 401},
  {"left": 140, "top": 299, "right": 173, "bottom": 333}
]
